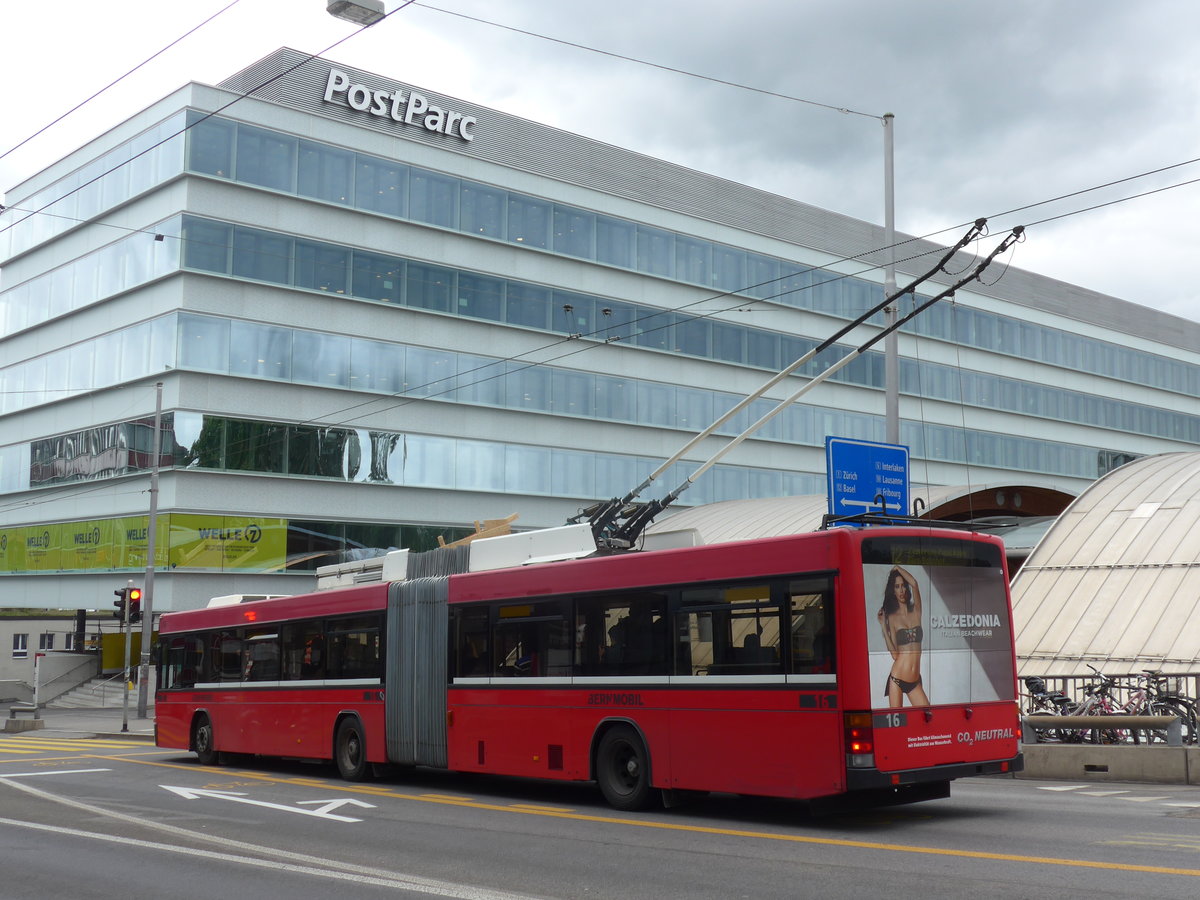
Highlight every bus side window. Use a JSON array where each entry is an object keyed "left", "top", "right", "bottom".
[
  {"left": 454, "top": 606, "right": 490, "bottom": 677},
  {"left": 161, "top": 636, "right": 202, "bottom": 689},
  {"left": 242, "top": 628, "right": 280, "bottom": 681},
  {"left": 574, "top": 593, "right": 669, "bottom": 676},
  {"left": 282, "top": 620, "right": 325, "bottom": 680},
  {"left": 326, "top": 615, "right": 383, "bottom": 680},
  {"left": 677, "top": 583, "right": 779, "bottom": 676},
  {"left": 492, "top": 600, "right": 570, "bottom": 677},
  {"left": 214, "top": 630, "right": 242, "bottom": 682},
  {"left": 788, "top": 577, "right": 835, "bottom": 675}
]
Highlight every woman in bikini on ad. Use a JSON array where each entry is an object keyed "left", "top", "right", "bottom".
[{"left": 878, "top": 565, "right": 931, "bottom": 707}]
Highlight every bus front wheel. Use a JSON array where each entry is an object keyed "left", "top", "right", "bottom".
[
  {"left": 335, "top": 718, "right": 370, "bottom": 781},
  {"left": 596, "top": 726, "right": 653, "bottom": 811},
  {"left": 193, "top": 715, "right": 218, "bottom": 766}
]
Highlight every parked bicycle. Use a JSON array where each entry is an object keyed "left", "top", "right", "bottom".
[
  {"left": 1023, "top": 675, "right": 1080, "bottom": 743},
  {"left": 1112, "top": 670, "right": 1198, "bottom": 744},
  {"left": 1023, "top": 667, "right": 1198, "bottom": 744}
]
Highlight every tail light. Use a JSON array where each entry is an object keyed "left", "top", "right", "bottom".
[{"left": 844, "top": 711, "right": 875, "bottom": 768}]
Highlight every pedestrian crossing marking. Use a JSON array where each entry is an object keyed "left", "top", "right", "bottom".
[{"left": 1036, "top": 783, "right": 1200, "bottom": 809}]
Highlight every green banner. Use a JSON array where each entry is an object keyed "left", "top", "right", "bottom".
[
  {"left": 0, "top": 514, "right": 287, "bottom": 574},
  {"left": 168, "top": 514, "right": 288, "bottom": 571}
]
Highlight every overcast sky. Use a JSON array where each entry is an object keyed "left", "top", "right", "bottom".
[{"left": 4, "top": 0, "right": 1198, "bottom": 324}]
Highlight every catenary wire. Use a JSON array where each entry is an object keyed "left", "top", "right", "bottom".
[
  {"left": 5, "top": 0, "right": 1200, "bottom": 499},
  {"left": 9, "top": 155, "right": 1199, "bottom": 481},
  {"left": 1, "top": 227, "right": 965, "bottom": 508},
  {"left": 411, "top": 2, "right": 881, "bottom": 120},
  {"left": 0, "top": 0, "right": 416, "bottom": 232},
  {"left": 0, "top": 0, "right": 245, "bottom": 165}
]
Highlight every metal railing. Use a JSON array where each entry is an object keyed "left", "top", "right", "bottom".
[
  {"left": 1022, "top": 714, "right": 1183, "bottom": 746},
  {"left": 1028, "top": 671, "right": 1200, "bottom": 703}
]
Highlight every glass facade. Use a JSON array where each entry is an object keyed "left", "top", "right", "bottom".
[
  {"left": 169, "top": 215, "right": 1200, "bottom": 447},
  {"left": 10, "top": 411, "right": 824, "bottom": 508},
  {"left": 0, "top": 218, "right": 181, "bottom": 336},
  {"left": 0, "top": 112, "right": 187, "bottom": 260},
  {"left": 176, "top": 112, "right": 1200, "bottom": 397},
  {"left": 2, "top": 102, "right": 1198, "bottom": 546}
]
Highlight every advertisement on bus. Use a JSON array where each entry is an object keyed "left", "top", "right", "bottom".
[{"left": 863, "top": 536, "right": 1015, "bottom": 709}]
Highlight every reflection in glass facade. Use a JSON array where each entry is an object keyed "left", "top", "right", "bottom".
[
  {"left": 14, "top": 411, "right": 825, "bottom": 509},
  {"left": 181, "top": 113, "right": 1200, "bottom": 397},
  {"left": 3, "top": 106, "right": 1197, "bottom": 518},
  {"left": 169, "top": 214, "right": 1200, "bottom": 447},
  {"left": 0, "top": 218, "right": 181, "bottom": 336},
  {"left": 0, "top": 112, "right": 187, "bottom": 260}
]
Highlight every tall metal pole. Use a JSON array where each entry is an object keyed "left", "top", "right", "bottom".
[
  {"left": 121, "top": 578, "right": 133, "bottom": 733},
  {"left": 136, "top": 382, "right": 162, "bottom": 719},
  {"left": 883, "top": 113, "right": 899, "bottom": 445}
]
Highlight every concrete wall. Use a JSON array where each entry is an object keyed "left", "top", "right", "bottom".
[{"left": 1019, "top": 743, "right": 1200, "bottom": 785}]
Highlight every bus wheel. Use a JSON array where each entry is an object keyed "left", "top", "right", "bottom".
[
  {"left": 596, "top": 726, "right": 653, "bottom": 811},
  {"left": 335, "top": 717, "right": 370, "bottom": 782},
  {"left": 193, "top": 715, "right": 218, "bottom": 766}
]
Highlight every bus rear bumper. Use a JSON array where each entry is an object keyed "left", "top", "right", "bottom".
[{"left": 846, "top": 752, "right": 1024, "bottom": 791}]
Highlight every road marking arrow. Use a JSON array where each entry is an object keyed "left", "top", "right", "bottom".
[
  {"left": 161, "top": 786, "right": 375, "bottom": 822},
  {"left": 296, "top": 798, "right": 377, "bottom": 817}
]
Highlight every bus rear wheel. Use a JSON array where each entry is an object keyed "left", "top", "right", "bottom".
[
  {"left": 596, "top": 726, "right": 653, "bottom": 811},
  {"left": 193, "top": 715, "right": 218, "bottom": 766},
  {"left": 335, "top": 717, "right": 370, "bottom": 781}
]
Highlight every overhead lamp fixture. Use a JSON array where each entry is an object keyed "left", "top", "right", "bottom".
[{"left": 327, "top": 0, "right": 385, "bottom": 26}]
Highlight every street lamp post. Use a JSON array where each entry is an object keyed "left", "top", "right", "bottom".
[
  {"left": 136, "top": 382, "right": 162, "bottom": 719},
  {"left": 883, "top": 113, "right": 899, "bottom": 448}
]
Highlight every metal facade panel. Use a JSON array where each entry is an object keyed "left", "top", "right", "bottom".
[{"left": 385, "top": 577, "right": 449, "bottom": 767}]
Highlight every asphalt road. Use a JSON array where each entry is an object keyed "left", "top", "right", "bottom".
[{"left": 2, "top": 733, "right": 1200, "bottom": 899}]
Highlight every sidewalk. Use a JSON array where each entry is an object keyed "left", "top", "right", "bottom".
[{"left": 1, "top": 704, "right": 156, "bottom": 741}]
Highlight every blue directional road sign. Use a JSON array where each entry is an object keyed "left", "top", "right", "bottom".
[{"left": 825, "top": 437, "right": 910, "bottom": 517}]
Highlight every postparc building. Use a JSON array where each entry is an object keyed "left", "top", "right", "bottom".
[{"left": 3, "top": 48, "right": 1200, "bottom": 613}]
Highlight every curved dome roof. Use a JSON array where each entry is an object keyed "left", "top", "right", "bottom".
[
  {"left": 643, "top": 484, "right": 1073, "bottom": 550},
  {"left": 643, "top": 495, "right": 829, "bottom": 547},
  {"left": 1011, "top": 452, "right": 1200, "bottom": 676}
]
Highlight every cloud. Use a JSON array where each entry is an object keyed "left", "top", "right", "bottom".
[{"left": 3, "top": 0, "right": 1198, "bottom": 318}]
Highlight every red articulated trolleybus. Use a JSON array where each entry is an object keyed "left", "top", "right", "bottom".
[
  {"left": 156, "top": 523, "right": 1022, "bottom": 810},
  {"left": 158, "top": 224, "right": 1027, "bottom": 808}
]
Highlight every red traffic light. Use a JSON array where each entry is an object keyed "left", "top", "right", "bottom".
[{"left": 128, "top": 588, "right": 142, "bottom": 601}]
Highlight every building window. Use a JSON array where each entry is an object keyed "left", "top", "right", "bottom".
[
  {"left": 65, "top": 633, "right": 79, "bottom": 652},
  {"left": 39, "top": 633, "right": 55, "bottom": 651},
  {"left": 12, "top": 634, "right": 28, "bottom": 658}
]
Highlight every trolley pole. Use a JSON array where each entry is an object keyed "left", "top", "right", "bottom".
[{"left": 136, "top": 382, "right": 162, "bottom": 719}]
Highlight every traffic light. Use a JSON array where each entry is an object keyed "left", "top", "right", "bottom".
[
  {"left": 113, "top": 587, "right": 127, "bottom": 620},
  {"left": 128, "top": 587, "right": 143, "bottom": 623}
]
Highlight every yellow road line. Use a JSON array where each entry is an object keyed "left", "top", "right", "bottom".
[
  {"left": 102, "top": 754, "right": 1200, "bottom": 879},
  {"left": 0, "top": 741, "right": 147, "bottom": 750}
]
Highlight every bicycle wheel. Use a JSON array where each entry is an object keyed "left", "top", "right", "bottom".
[
  {"left": 1164, "top": 697, "right": 1199, "bottom": 744},
  {"left": 1150, "top": 699, "right": 1196, "bottom": 744},
  {"left": 1027, "top": 712, "right": 1064, "bottom": 743}
]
